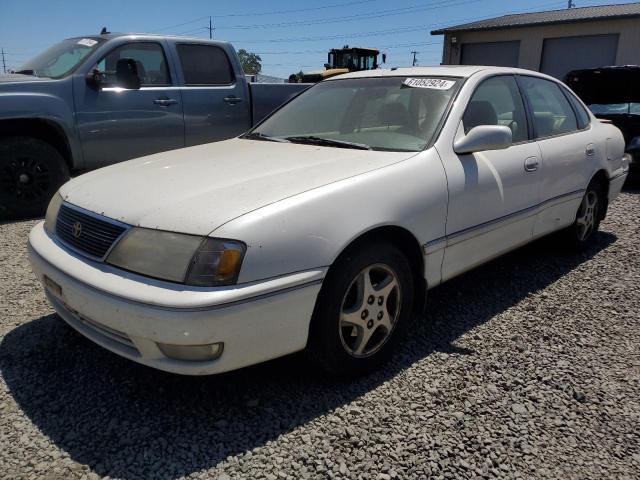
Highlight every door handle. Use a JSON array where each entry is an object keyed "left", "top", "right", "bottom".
[
  {"left": 524, "top": 156, "right": 539, "bottom": 172},
  {"left": 153, "top": 97, "right": 178, "bottom": 106},
  {"left": 223, "top": 96, "right": 243, "bottom": 105}
]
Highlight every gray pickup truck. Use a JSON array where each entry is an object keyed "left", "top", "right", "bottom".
[{"left": 0, "top": 33, "right": 309, "bottom": 218}]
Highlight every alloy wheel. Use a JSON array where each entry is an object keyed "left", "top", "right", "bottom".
[
  {"left": 339, "top": 263, "right": 401, "bottom": 358},
  {"left": 576, "top": 190, "right": 598, "bottom": 241}
]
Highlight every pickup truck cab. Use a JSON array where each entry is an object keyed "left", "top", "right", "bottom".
[{"left": 0, "top": 33, "right": 308, "bottom": 218}]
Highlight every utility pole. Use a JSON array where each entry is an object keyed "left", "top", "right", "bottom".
[
  {"left": 207, "top": 16, "right": 214, "bottom": 39},
  {"left": 1, "top": 48, "right": 6, "bottom": 74},
  {"left": 567, "top": 0, "right": 575, "bottom": 8},
  {"left": 411, "top": 51, "right": 418, "bottom": 67}
]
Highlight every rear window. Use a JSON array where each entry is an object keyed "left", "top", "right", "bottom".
[{"left": 176, "top": 44, "right": 233, "bottom": 85}]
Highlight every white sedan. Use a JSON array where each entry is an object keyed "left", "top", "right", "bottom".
[{"left": 28, "top": 66, "right": 630, "bottom": 376}]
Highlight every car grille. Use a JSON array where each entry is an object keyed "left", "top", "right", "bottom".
[{"left": 55, "top": 203, "right": 128, "bottom": 259}]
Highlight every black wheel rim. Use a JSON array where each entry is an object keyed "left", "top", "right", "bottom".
[{"left": 1, "top": 155, "right": 53, "bottom": 206}]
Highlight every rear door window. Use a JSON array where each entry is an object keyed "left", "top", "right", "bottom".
[
  {"left": 176, "top": 44, "right": 234, "bottom": 85},
  {"left": 519, "top": 76, "right": 578, "bottom": 138},
  {"left": 562, "top": 87, "right": 591, "bottom": 129}
]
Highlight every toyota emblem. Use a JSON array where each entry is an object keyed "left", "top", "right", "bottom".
[{"left": 72, "top": 221, "right": 82, "bottom": 238}]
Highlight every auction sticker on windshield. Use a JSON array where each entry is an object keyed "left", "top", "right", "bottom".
[
  {"left": 403, "top": 78, "right": 456, "bottom": 90},
  {"left": 77, "top": 38, "right": 98, "bottom": 47}
]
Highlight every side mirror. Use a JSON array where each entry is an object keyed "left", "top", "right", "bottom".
[
  {"left": 85, "top": 69, "right": 102, "bottom": 89},
  {"left": 627, "top": 136, "right": 640, "bottom": 154},
  {"left": 454, "top": 125, "right": 512, "bottom": 154},
  {"left": 115, "top": 58, "right": 141, "bottom": 90}
]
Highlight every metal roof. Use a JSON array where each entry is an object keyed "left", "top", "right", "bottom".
[{"left": 431, "top": 2, "right": 640, "bottom": 34}]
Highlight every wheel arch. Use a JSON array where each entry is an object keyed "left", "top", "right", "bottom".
[
  {"left": 328, "top": 225, "right": 427, "bottom": 313},
  {"left": 0, "top": 118, "right": 73, "bottom": 170}
]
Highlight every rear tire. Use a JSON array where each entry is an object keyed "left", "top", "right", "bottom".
[
  {"left": 0, "top": 137, "right": 70, "bottom": 220},
  {"left": 561, "top": 179, "right": 606, "bottom": 250},
  {"left": 306, "top": 241, "right": 414, "bottom": 377}
]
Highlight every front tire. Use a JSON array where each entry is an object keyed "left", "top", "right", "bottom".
[
  {"left": 306, "top": 242, "right": 414, "bottom": 377},
  {"left": 0, "top": 137, "right": 70, "bottom": 220}
]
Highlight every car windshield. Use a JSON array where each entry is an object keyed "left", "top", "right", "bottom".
[
  {"left": 249, "top": 76, "right": 461, "bottom": 152},
  {"left": 588, "top": 103, "right": 640, "bottom": 116},
  {"left": 16, "top": 37, "right": 104, "bottom": 79}
]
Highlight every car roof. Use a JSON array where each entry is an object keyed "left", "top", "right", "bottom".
[
  {"left": 327, "top": 65, "right": 549, "bottom": 80},
  {"left": 68, "top": 33, "right": 232, "bottom": 47}
]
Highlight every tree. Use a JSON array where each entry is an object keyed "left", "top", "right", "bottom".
[{"left": 237, "top": 49, "right": 262, "bottom": 75}]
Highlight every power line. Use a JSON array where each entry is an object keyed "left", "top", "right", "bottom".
[
  {"left": 214, "top": 0, "right": 484, "bottom": 30},
  {"left": 207, "top": 0, "right": 377, "bottom": 18},
  {"left": 229, "top": 0, "right": 565, "bottom": 44},
  {"left": 150, "top": 0, "right": 378, "bottom": 32}
]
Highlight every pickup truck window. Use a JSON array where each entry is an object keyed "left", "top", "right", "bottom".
[
  {"left": 16, "top": 37, "right": 104, "bottom": 79},
  {"left": 250, "top": 76, "right": 460, "bottom": 152},
  {"left": 93, "top": 42, "right": 171, "bottom": 86},
  {"left": 176, "top": 44, "right": 233, "bottom": 85}
]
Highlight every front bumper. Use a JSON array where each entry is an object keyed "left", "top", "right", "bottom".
[{"left": 28, "top": 222, "right": 324, "bottom": 375}]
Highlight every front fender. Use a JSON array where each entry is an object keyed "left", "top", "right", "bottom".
[
  {"left": 212, "top": 149, "right": 448, "bottom": 284},
  {"left": 0, "top": 89, "right": 81, "bottom": 168}
]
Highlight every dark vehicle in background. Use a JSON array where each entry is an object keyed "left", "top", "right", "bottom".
[
  {"left": 0, "top": 32, "right": 308, "bottom": 219},
  {"left": 565, "top": 66, "right": 640, "bottom": 183}
]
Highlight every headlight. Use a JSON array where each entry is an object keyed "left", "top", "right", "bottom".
[
  {"left": 44, "top": 192, "right": 63, "bottom": 234},
  {"left": 106, "top": 228, "right": 246, "bottom": 286}
]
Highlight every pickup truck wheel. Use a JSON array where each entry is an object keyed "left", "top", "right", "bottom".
[
  {"left": 306, "top": 242, "right": 414, "bottom": 377},
  {"left": 0, "top": 137, "right": 70, "bottom": 219},
  {"left": 561, "top": 180, "right": 605, "bottom": 250}
]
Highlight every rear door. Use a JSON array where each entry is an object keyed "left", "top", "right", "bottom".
[
  {"left": 173, "top": 43, "right": 251, "bottom": 146},
  {"left": 517, "top": 75, "right": 592, "bottom": 237},
  {"left": 75, "top": 40, "right": 185, "bottom": 168}
]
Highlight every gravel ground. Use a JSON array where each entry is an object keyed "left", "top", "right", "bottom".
[{"left": 1, "top": 191, "right": 639, "bottom": 480}]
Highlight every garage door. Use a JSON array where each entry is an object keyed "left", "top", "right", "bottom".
[
  {"left": 540, "top": 34, "right": 619, "bottom": 80},
  {"left": 460, "top": 41, "right": 520, "bottom": 67}
]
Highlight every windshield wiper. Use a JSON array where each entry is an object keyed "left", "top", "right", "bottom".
[
  {"left": 241, "top": 132, "right": 290, "bottom": 143},
  {"left": 14, "top": 69, "right": 36, "bottom": 76},
  {"left": 284, "top": 136, "right": 371, "bottom": 150}
]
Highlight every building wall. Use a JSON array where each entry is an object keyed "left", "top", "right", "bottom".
[{"left": 440, "top": 18, "right": 640, "bottom": 70}]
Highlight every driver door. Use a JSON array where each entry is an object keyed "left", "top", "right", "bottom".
[
  {"left": 74, "top": 40, "right": 185, "bottom": 169},
  {"left": 440, "top": 75, "right": 542, "bottom": 280}
]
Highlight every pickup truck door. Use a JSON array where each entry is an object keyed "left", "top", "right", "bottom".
[
  {"left": 439, "top": 75, "right": 542, "bottom": 281},
  {"left": 171, "top": 43, "right": 251, "bottom": 146},
  {"left": 74, "top": 40, "right": 185, "bottom": 169}
]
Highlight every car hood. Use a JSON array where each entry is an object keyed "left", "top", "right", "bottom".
[{"left": 61, "top": 138, "right": 416, "bottom": 236}]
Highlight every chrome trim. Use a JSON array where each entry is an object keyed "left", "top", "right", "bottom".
[{"left": 423, "top": 189, "right": 585, "bottom": 254}]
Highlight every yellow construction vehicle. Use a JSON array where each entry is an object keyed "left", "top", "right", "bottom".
[{"left": 291, "top": 46, "right": 385, "bottom": 83}]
